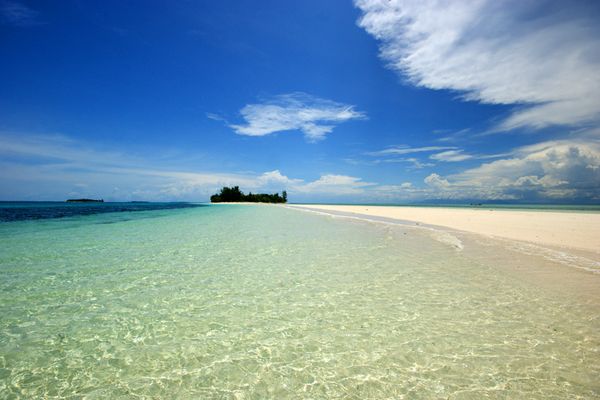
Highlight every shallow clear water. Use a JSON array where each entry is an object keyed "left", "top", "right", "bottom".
[{"left": 0, "top": 204, "right": 598, "bottom": 399}]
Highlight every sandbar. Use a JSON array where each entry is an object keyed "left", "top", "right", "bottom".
[{"left": 288, "top": 204, "right": 600, "bottom": 255}]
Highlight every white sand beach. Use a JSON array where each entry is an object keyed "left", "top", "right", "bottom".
[{"left": 289, "top": 204, "right": 600, "bottom": 254}]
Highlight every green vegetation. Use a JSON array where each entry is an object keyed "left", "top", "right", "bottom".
[
  {"left": 210, "top": 186, "right": 287, "bottom": 203},
  {"left": 66, "top": 198, "right": 104, "bottom": 203}
]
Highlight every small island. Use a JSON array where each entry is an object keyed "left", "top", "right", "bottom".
[
  {"left": 66, "top": 198, "right": 104, "bottom": 203},
  {"left": 210, "top": 186, "right": 287, "bottom": 203}
]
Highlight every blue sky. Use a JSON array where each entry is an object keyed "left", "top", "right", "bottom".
[{"left": 1, "top": 0, "right": 599, "bottom": 203}]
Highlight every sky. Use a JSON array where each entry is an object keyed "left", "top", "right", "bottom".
[{"left": 1, "top": 0, "right": 599, "bottom": 203}]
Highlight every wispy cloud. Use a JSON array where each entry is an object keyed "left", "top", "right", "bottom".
[
  {"left": 435, "top": 128, "right": 472, "bottom": 143},
  {"left": 355, "top": 0, "right": 600, "bottom": 132},
  {"left": 3, "top": 133, "right": 599, "bottom": 202},
  {"left": 367, "top": 145, "right": 455, "bottom": 156},
  {"left": 227, "top": 92, "right": 366, "bottom": 142},
  {"left": 429, "top": 150, "right": 472, "bottom": 162},
  {"left": 366, "top": 145, "right": 466, "bottom": 167},
  {"left": 206, "top": 112, "right": 227, "bottom": 122},
  {"left": 380, "top": 157, "right": 434, "bottom": 169},
  {"left": 345, "top": 155, "right": 434, "bottom": 169},
  {"left": 0, "top": 132, "right": 376, "bottom": 200},
  {"left": 1, "top": 0, "right": 39, "bottom": 26},
  {"left": 368, "top": 145, "right": 496, "bottom": 166}
]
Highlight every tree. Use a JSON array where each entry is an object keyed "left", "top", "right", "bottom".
[{"left": 210, "top": 186, "right": 288, "bottom": 203}]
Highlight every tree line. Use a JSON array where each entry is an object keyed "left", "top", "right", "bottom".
[{"left": 210, "top": 186, "right": 287, "bottom": 203}]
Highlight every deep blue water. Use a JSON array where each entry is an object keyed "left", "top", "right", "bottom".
[{"left": 0, "top": 201, "right": 205, "bottom": 222}]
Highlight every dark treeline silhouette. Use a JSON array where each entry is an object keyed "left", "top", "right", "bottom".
[
  {"left": 210, "top": 186, "right": 287, "bottom": 203},
  {"left": 66, "top": 198, "right": 104, "bottom": 203}
]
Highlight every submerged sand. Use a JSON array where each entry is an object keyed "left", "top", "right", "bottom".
[{"left": 288, "top": 204, "right": 600, "bottom": 255}]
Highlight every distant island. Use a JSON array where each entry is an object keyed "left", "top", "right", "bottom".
[
  {"left": 210, "top": 186, "right": 287, "bottom": 203},
  {"left": 66, "top": 198, "right": 104, "bottom": 203}
]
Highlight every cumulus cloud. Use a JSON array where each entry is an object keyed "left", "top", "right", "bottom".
[
  {"left": 296, "top": 174, "right": 375, "bottom": 195},
  {"left": 355, "top": 0, "right": 600, "bottom": 131},
  {"left": 228, "top": 92, "right": 366, "bottom": 141},
  {"left": 257, "top": 170, "right": 303, "bottom": 186},
  {"left": 423, "top": 140, "right": 600, "bottom": 200},
  {"left": 424, "top": 173, "right": 450, "bottom": 189},
  {"left": 3, "top": 132, "right": 599, "bottom": 202}
]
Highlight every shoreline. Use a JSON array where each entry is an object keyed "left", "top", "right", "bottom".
[{"left": 287, "top": 204, "right": 600, "bottom": 255}]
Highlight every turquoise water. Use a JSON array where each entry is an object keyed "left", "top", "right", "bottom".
[{"left": 1, "top": 204, "right": 599, "bottom": 398}]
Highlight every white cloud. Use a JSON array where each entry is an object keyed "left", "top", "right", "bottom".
[
  {"left": 513, "top": 175, "right": 567, "bottom": 188},
  {"left": 0, "top": 133, "right": 379, "bottom": 200},
  {"left": 206, "top": 112, "right": 226, "bottom": 122},
  {"left": 423, "top": 140, "right": 600, "bottom": 200},
  {"left": 0, "top": 132, "right": 142, "bottom": 167},
  {"left": 368, "top": 145, "right": 455, "bottom": 156},
  {"left": 257, "top": 169, "right": 302, "bottom": 186},
  {"left": 430, "top": 149, "right": 472, "bottom": 162},
  {"left": 3, "top": 133, "right": 599, "bottom": 202},
  {"left": 367, "top": 145, "right": 458, "bottom": 167},
  {"left": 355, "top": 0, "right": 600, "bottom": 131},
  {"left": 387, "top": 157, "right": 434, "bottom": 169},
  {"left": 228, "top": 92, "right": 366, "bottom": 141},
  {"left": 296, "top": 174, "right": 375, "bottom": 195},
  {"left": 368, "top": 145, "right": 471, "bottom": 167},
  {"left": 424, "top": 173, "right": 450, "bottom": 189}
]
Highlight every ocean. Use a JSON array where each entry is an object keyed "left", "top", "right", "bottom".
[{"left": 0, "top": 202, "right": 598, "bottom": 398}]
